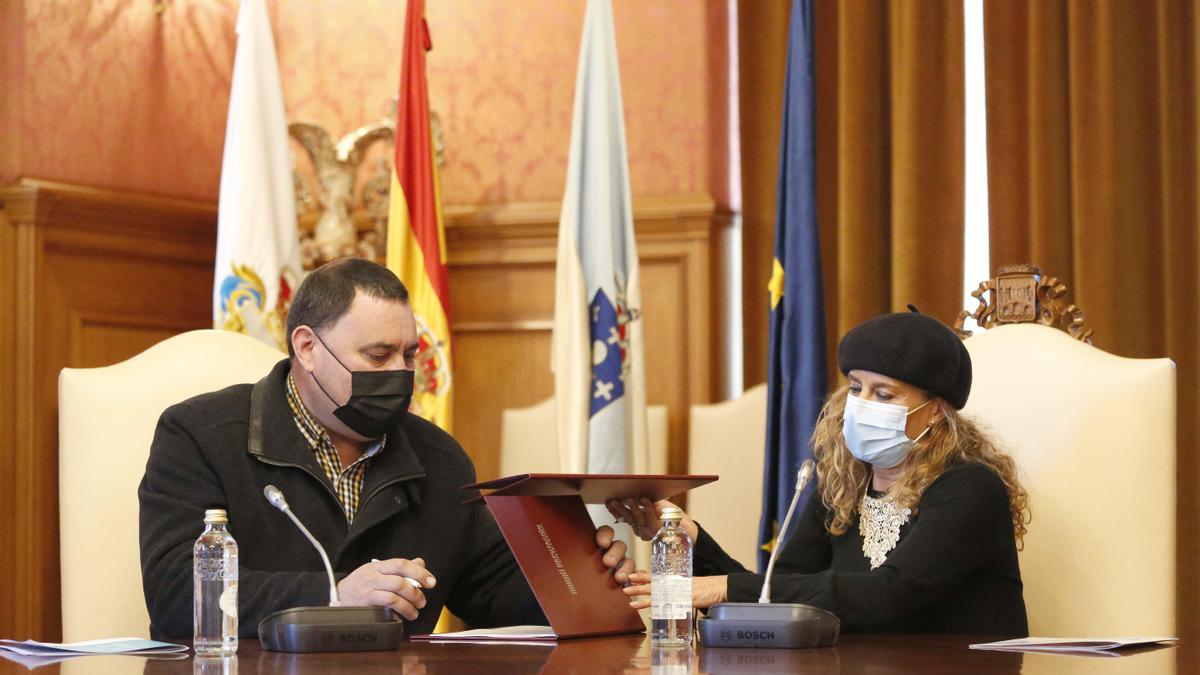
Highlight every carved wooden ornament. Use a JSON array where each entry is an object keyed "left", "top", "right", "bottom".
[{"left": 954, "top": 264, "right": 1093, "bottom": 343}]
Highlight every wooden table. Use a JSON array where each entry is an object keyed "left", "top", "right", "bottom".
[{"left": 0, "top": 634, "right": 1182, "bottom": 673}]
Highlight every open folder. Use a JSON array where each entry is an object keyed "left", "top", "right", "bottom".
[{"left": 413, "top": 473, "right": 716, "bottom": 641}]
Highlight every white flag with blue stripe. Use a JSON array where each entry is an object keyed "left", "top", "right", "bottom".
[{"left": 552, "top": 0, "right": 648, "bottom": 479}]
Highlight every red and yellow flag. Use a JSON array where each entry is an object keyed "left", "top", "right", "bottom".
[{"left": 387, "top": 0, "right": 453, "bottom": 431}]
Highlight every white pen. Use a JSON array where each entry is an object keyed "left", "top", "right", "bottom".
[{"left": 371, "top": 558, "right": 424, "bottom": 588}]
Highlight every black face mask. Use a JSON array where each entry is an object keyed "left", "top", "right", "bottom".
[{"left": 308, "top": 331, "right": 414, "bottom": 439}]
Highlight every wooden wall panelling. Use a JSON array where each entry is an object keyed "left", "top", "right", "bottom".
[
  {"left": 0, "top": 180, "right": 217, "bottom": 640},
  {"left": 0, "top": 193, "right": 27, "bottom": 638}
]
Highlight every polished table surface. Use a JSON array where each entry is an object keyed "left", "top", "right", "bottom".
[{"left": 0, "top": 634, "right": 1182, "bottom": 674}]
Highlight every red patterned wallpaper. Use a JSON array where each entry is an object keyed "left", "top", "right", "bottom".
[
  {"left": 1, "top": 0, "right": 25, "bottom": 186},
  {"left": 8, "top": 0, "right": 237, "bottom": 199},
  {"left": 3, "top": 0, "right": 726, "bottom": 205}
]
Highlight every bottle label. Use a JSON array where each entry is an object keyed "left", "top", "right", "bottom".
[
  {"left": 219, "top": 584, "right": 238, "bottom": 619},
  {"left": 219, "top": 559, "right": 237, "bottom": 619},
  {"left": 651, "top": 574, "right": 692, "bottom": 620}
]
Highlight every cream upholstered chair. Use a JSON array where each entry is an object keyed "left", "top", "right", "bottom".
[
  {"left": 498, "top": 397, "right": 670, "bottom": 476},
  {"left": 958, "top": 267, "right": 1176, "bottom": 636},
  {"left": 58, "top": 329, "right": 284, "bottom": 640},
  {"left": 498, "top": 397, "right": 559, "bottom": 476},
  {"left": 686, "top": 384, "right": 767, "bottom": 568}
]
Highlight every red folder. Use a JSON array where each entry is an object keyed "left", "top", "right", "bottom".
[{"left": 468, "top": 473, "right": 717, "bottom": 639}]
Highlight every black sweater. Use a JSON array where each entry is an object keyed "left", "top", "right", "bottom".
[
  {"left": 695, "top": 462, "right": 1028, "bottom": 635},
  {"left": 138, "top": 359, "right": 545, "bottom": 639}
]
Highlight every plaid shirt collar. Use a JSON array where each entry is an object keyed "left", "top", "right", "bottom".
[{"left": 285, "top": 373, "right": 384, "bottom": 521}]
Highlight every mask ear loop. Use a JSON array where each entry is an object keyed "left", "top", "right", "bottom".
[
  {"left": 306, "top": 329, "right": 352, "bottom": 408},
  {"left": 906, "top": 398, "right": 936, "bottom": 444}
]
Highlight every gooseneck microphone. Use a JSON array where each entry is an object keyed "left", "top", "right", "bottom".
[
  {"left": 696, "top": 459, "right": 841, "bottom": 649},
  {"left": 264, "top": 485, "right": 340, "bottom": 607},
  {"left": 758, "top": 460, "right": 815, "bottom": 604},
  {"left": 256, "top": 484, "right": 404, "bottom": 652}
]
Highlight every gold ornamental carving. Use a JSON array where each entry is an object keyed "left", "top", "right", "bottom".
[
  {"left": 288, "top": 105, "right": 444, "bottom": 271},
  {"left": 955, "top": 264, "right": 1093, "bottom": 343}
]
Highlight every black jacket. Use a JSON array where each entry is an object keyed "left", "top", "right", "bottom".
[
  {"left": 138, "top": 359, "right": 544, "bottom": 639},
  {"left": 696, "top": 462, "right": 1028, "bottom": 636}
]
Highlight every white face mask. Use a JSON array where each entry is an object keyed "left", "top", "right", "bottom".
[{"left": 842, "top": 395, "right": 933, "bottom": 469}]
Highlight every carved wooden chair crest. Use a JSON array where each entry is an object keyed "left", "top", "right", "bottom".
[{"left": 954, "top": 263, "right": 1093, "bottom": 343}]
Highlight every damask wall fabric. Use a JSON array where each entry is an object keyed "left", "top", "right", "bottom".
[{"left": 2, "top": 0, "right": 728, "bottom": 207}]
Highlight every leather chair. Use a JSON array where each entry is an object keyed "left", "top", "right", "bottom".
[
  {"left": 685, "top": 384, "right": 767, "bottom": 569},
  {"left": 958, "top": 265, "right": 1175, "bottom": 636},
  {"left": 58, "top": 329, "right": 283, "bottom": 640}
]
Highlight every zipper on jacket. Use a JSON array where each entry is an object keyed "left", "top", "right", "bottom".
[
  {"left": 252, "top": 454, "right": 345, "bottom": 510},
  {"left": 359, "top": 471, "right": 425, "bottom": 510}
]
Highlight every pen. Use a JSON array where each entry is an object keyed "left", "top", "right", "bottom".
[{"left": 372, "top": 558, "right": 424, "bottom": 588}]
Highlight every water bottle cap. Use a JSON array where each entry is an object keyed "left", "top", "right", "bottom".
[
  {"left": 204, "top": 509, "right": 228, "bottom": 524},
  {"left": 660, "top": 506, "right": 683, "bottom": 522}
]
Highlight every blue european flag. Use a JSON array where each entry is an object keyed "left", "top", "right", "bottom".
[{"left": 758, "top": 0, "right": 827, "bottom": 571}]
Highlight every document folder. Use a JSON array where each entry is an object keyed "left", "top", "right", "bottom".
[{"left": 467, "top": 473, "right": 717, "bottom": 639}]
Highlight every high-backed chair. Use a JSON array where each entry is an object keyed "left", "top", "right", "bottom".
[
  {"left": 498, "top": 397, "right": 670, "bottom": 476},
  {"left": 58, "top": 329, "right": 284, "bottom": 640},
  {"left": 957, "top": 265, "right": 1176, "bottom": 636},
  {"left": 686, "top": 384, "right": 767, "bottom": 569}
]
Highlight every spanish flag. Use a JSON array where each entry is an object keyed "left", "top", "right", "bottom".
[{"left": 386, "top": 0, "right": 453, "bottom": 431}]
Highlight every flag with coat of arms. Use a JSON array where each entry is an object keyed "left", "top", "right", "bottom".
[
  {"left": 386, "top": 0, "right": 454, "bottom": 431},
  {"left": 551, "top": 0, "right": 648, "bottom": 478},
  {"left": 213, "top": 0, "right": 302, "bottom": 352}
]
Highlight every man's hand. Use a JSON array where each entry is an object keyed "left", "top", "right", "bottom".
[
  {"left": 336, "top": 558, "right": 436, "bottom": 621},
  {"left": 595, "top": 526, "right": 637, "bottom": 585},
  {"left": 605, "top": 498, "right": 699, "bottom": 542},
  {"left": 622, "top": 571, "right": 728, "bottom": 610}
]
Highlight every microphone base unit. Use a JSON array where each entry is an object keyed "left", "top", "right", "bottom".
[
  {"left": 258, "top": 606, "right": 404, "bottom": 652},
  {"left": 697, "top": 602, "right": 840, "bottom": 649}
]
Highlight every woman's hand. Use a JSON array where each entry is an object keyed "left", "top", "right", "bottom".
[
  {"left": 622, "top": 571, "right": 729, "bottom": 610},
  {"left": 606, "top": 498, "right": 699, "bottom": 542}
]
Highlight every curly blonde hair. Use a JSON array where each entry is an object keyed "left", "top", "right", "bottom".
[{"left": 812, "top": 383, "right": 1030, "bottom": 546}]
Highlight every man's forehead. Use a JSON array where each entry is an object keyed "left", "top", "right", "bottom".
[
  {"left": 326, "top": 294, "right": 417, "bottom": 346},
  {"left": 356, "top": 338, "right": 414, "bottom": 351}
]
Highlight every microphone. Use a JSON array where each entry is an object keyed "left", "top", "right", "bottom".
[
  {"left": 758, "top": 460, "right": 815, "bottom": 604},
  {"left": 696, "top": 459, "right": 840, "bottom": 649},
  {"left": 263, "top": 485, "right": 340, "bottom": 607},
  {"left": 256, "top": 484, "right": 404, "bottom": 652}
]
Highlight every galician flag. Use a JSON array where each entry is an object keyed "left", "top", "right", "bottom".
[
  {"left": 213, "top": 0, "right": 301, "bottom": 352},
  {"left": 386, "top": 0, "right": 453, "bottom": 431},
  {"left": 552, "top": 0, "right": 648, "bottom": 478}
]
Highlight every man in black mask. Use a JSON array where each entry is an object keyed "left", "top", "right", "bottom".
[{"left": 139, "top": 258, "right": 634, "bottom": 639}]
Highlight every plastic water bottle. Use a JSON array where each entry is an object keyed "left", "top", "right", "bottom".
[
  {"left": 651, "top": 506, "right": 693, "bottom": 646},
  {"left": 194, "top": 509, "right": 238, "bottom": 655}
]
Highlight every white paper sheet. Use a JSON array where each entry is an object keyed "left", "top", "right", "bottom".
[
  {"left": 969, "top": 636, "right": 1178, "bottom": 655},
  {"left": 0, "top": 638, "right": 188, "bottom": 656},
  {"left": 411, "top": 625, "right": 558, "bottom": 643}
]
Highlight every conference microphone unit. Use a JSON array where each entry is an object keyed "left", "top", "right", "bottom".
[
  {"left": 257, "top": 485, "right": 404, "bottom": 652},
  {"left": 697, "top": 460, "right": 841, "bottom": 649}
]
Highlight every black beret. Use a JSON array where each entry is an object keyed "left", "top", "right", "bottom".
[{"left": 837, "top": 310, "right": 972, "bottom": 409}]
